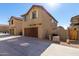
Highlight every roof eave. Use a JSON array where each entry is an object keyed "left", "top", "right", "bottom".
[
  {"left": 21, "top": 5, "right": 58, "bottom": 23},
  {"left": 8, "top": 16, "right": 23, "bottom": 22},
  {"left": 8, "top": 16, "right": 13, "bottom": 22}
]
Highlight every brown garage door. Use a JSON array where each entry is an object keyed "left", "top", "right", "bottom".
[{"left": 24, "top": 27, "right": 38, "bottom": 37}]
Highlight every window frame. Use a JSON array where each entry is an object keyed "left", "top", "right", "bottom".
[{"left": 32, "top": 11, "right": 37, "bottom": 19}]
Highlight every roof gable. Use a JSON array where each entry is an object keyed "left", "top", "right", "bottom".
[
  {"left": 71, "top": 15, "right": 79, "bottom": 22},
  {"left": 21, "top": 5, "right": 58, "bottom": 23},
  {"left": 8, "top": 16, "right": 23, "bottom": 22}
]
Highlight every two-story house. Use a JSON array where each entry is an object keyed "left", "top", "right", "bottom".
[
  {"left": 21, "top": 5, "right": 58, "bottom": 39},
  {"left": 68, "top": 15, "right": 79, "bottom": 40},
  {"left": 9, "top": 16, "right": 23, "bottom": 35}
]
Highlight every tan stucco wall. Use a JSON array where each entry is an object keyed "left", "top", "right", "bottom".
[
  {"left": 38, "top": 7, "right": 57, "bottom": 38},
  {"left": 22, "top": 7, "right": 57, "bottom": 39},
  {"left": 9, "top": 19, "right": 22, "bottom": 35},
  {"left": 52, "top": 26, "right": 67, "bottom": 41}
]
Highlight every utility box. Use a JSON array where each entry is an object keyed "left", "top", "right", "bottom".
[
  {"left": 66, "top": 39, "right": 70, "bottom": 44},
  {"left": 53, "top": 36, "right": 60, "bottom": 43}
]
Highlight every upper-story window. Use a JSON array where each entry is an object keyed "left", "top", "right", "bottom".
[
  {"left": 24, "top": 16, "right": 27, "bottom": 21},
  {"left": 32, "top": 11, "right": 37, "bottom": 19},
  {"left": 11, "top": 20, "right": 13, "bottom": 24}
]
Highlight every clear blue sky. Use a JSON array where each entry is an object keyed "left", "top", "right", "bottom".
[{"left": 0, "top": 3, "right": 79, "bottom": 29}]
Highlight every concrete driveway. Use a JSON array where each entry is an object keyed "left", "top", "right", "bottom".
[
  {"left": 0, "top": 35, "right": 79, "bottom": 56},
  {"left": 0, "top": 35, "right": 51, "bottom": 56}
]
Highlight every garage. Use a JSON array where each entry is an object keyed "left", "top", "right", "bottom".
[{"left": 24, "top": 27, "right": 38, "bottom": 37}]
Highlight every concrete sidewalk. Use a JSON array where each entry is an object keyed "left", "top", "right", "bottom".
[
  {"left": 41, "top": 43, "right": 79, "bottom": 56},
  {"left": 0, "top": 36, "right": 21, "bottom": 41}
]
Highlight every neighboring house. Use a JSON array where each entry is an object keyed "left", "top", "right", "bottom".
[
  {"left": 0, "top": 24, "right": 9, "bottom": 33},
  {"left": 9, "top": 16, "right": 23, "bottom": 35},
  {"left": 21, "top": 5, "right": 58, "bottom": 39},
  {"left": 68, "top": 15, "right": 79, "bottom": 40},
  {"left": 51, "top": 26, "right": 67, "bottom": 41}
]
